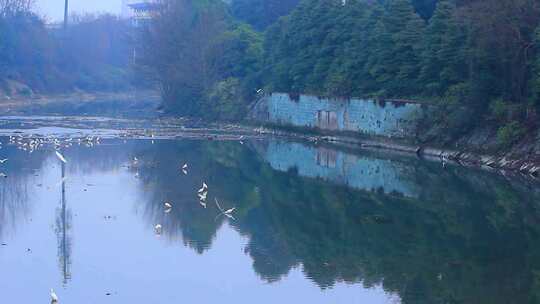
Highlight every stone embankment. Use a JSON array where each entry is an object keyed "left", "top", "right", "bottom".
[{"left": 249, "top": 93, "right": 540, "bottom": 179}]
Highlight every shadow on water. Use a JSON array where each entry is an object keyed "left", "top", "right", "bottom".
[{"left": 1, "top": 136, "right": 540, "bottom": 303}]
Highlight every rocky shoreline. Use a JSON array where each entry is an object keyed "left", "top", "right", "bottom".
[{"left": 252, "top": 124, "right": 540, "bottom": 181}]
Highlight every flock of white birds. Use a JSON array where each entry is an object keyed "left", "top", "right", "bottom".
[
  {"left": 152, "top": 160, "right": 237, "bottom": 236},
  {"left": 0, "top": 134, "right": 239, "bottom": 302}
]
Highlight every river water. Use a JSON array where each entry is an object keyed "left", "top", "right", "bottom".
[{"left": 0, "top": 116, "right": 539, "bottom": 304}]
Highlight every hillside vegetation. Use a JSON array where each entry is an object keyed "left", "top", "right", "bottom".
[
  {"left": 0, "top": 2, "right": 135, "bottom": 96},
  {"left": 139, "top": 0, "right": 540, "bottom": 148}
]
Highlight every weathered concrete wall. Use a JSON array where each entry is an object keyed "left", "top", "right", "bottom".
[
  {"left": 257, "top": 140, "right": 420, "bottom": 197},
  {"left": 250, "top": 93, "right": 429, "bottom": 138}
]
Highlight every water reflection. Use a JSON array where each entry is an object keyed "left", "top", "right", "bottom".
[
  {"left": 1, "top": 136, "right": 540, "bottom": 303},
  {"left": 133, "top": 139, "right": 540, "bottom": 303},
  {"left": 54, "top": 161, "right": 72, "bottom": 284},
  {"left": 0, "top": 144, "right": 47, "bottom": 239}
]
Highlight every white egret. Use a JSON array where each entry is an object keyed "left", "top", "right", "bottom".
[
  {"left": 55, "top": 151, "right": 67, "bottom": 163},
  {"left": 215, "top": 198, "right": 236, "bottom": 220},
  {"left": 198, "top": 192, "right": 208, "bottom": 202},
  {"left": 164, "top": 202, "right": 173, "bottom": 213},
  {"left": 154, "top": 224, "right": 162, "bottom": 235},
  {"left": 0, "top": 159, "right": 7, "bottom": 164},
  {"left": 223, "top": 207, "right": 236, "bottom": 215},
  {"left": 198, "top": 182, "right": 208, "bottom": 193},
  {"left": 181, "top": 163, "right": 188, "bottom": 175},
  {"left": 50, "top": 289, "right": 58, "bottom": 303}
]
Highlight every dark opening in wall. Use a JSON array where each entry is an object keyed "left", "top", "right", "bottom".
[{"left": 289, "top": 92, "right": 300, "bottom": 102}]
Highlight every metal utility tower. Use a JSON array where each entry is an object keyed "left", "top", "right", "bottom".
[{"left": 64, "top": 0, "right": 69, "bottom": 29}]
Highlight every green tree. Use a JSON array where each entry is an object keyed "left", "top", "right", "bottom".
[
  {"left": 368, "top": 0, "right": 425, "bottom": 96},
  {"left": 530, "top": 26, "right": 540, "bottom": 111},
  {"left": 420, "top": 0, "right": 467, "bottom": 96},
  {"left": 230, "top": 0, "right": 300, "bottom": 31}
]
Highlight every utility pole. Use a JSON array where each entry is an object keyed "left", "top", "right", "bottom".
[{"left": 64, "top": 0, "right": 69, "bottom": 29}]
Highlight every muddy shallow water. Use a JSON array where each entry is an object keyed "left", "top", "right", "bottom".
[{"left": 0, "top": 116, "right": 540, "bottom": 304}]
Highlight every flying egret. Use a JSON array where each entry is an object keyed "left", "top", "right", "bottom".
[
  {"left": 50, "top": 289, "right": 58, "bottom": 303},
  {"left": 198, "top": 183, "right": 208, "bottom": 193},
  {"left": 0, "top": 159, "right": 7, "bottom": 164},
  {"left": 198, "top": 192, "right": 208, "bottom": 202},
  {"left": 215, "top": 198, "right": 236, "bottom": 220},
  {"left": 55, "top": 151, "right": 67, "bottom": 163},
  {"left": 223, "top": 207, "right": 236, "bottom": 215},
  {"left": 181, "top": 163, "right": 188, "bottom": 175},
  {"left": 164, "top": 202, "right": 173, "bottom": 213},
  {"left": 0, "top": 173, "right": 7, "bottom": 178}
]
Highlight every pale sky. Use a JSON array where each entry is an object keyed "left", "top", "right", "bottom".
[{"left": 35, "top": 0, "right": 122, "bottom": 21}]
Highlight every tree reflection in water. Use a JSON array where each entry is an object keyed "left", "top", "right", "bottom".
[
  {"left": 133, "top": 140, "right": 540, "bottom": 304},
  {"left": 0, "top": 143, "right": 47, "bottom": 240},
  {"left": 2, "top": 137, "right": 540, "bottom": 303}
]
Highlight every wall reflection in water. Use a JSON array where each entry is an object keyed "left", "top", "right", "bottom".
[{"left": 255, "top": 140, "right": 421, "bottom": 197}]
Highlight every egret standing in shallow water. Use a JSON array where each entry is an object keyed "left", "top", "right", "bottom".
[
  {"left": 50, "top": 288, "right": 58, "bottom": 303},
  {"left": 55, "top": 151, "right": 67, "bottom": 163}
]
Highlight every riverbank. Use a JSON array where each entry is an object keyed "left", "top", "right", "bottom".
[
  {"left": 0, "top": 90, "right": 538, "bottom": 180},
  {"left": 248, "top": 93, "right": 540, "bottom": 179},
  {"left": 249, "top": 123, "right": 540, "bottom": 181},
  {"left": 0, "top": 90, "right": 161, "bottom": 118}
]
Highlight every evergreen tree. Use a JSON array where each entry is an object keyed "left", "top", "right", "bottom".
[
  {"left": 530, "top": 26, "right": 540, "bottom": 111},
  {"left": 230, "top": 0, "right": 300, "bottom": 31},
  {"left": 420, "top": 0, "right": 466, "bottom": 96},
  {"left": 368, "top": 0, "right": 425, "bottom": 96}
]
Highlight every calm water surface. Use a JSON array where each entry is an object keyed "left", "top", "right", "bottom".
[{"left": 0, "top": 120, "right": 539, "bottom": 303}]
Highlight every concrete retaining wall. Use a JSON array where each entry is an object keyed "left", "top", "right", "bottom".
[{"left": 250, "top": 93, "right": 429, "bottom": 138}]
